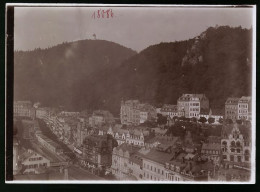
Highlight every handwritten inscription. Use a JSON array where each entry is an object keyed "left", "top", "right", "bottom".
[{"left": 92, "top": 9, "right": 114, "bottom": 19}]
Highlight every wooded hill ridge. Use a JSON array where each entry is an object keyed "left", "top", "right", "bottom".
[{"left": 14, "top": 26, "right": 252, "bottom": 116}]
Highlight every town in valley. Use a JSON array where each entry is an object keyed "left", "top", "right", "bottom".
[
  {"left": 10, "top": 6, "right": 254, "bottom": 183},
  {"left": 13, "top": 94, "right": 252, "bottom": 182}
]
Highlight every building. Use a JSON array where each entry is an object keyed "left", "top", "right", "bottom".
[
  {"left": 201, "top": 143, "right": 222, "bottom": 164},
  {"left": 36, "top": 107, "right": 50, "bottom": 119},
  {"left": 89, "top": 110, "right": 115, "bottom": 127},
  {"left": 107, "top": 124, "right": 129, "bottom": 145},
  {"left": 13, "top": 101, "right": 35, "bottom": 118},
  {"left": 120, "top": 100, "right": 140, "bottom": 125},
  {"left": 221, "top": 123, "right": 251, "bottom": 167},
  {"left": 129, "top": 152, "right": 144, "bottom": 180},
  {"left": 177, "top": 94, "right": 202, "bottom": 118},
  {"left": 139, "top": 104, "right": 157, "bottom": 124},
  {"left": 238, "top": 96, "right": 251, "bottom": 120},
  {"left": 75, "top": 121, "right": 91, "bottom": 147},
  {"left": 36, "top": 134, "right": 63, "bottom": 155},
  {"left": 225, "top": 97, "right": 240, "bottom": 122},
  {"left": 111, "top": 143, "right": 140, "bottom": 180},
  {"left": 142, "top": 148, "right": 170, "bottom": 181},
  {"left": 200, "top": 108, "right": 224, "bottom": 124},
  {"left": 125, "top": 129, "right": 150, "bottom": 147},
  {"left": 160, "top": 104, "right": 178, "bottom": 118},
  {"left": 107, "top": 125, "right": 153, "bottom": 147},
  {"left": 83, "top": 134, "right": 117, "bottom": 169},
  {"left": 18, "top": 149, "right": 51, "bottom": 174}
]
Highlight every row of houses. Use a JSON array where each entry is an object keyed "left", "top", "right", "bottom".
[
  {"left": 110, "top": 123, "right": 251, "bottom": 182},
  {"left": 225, "top": 96, "right": 252, "bottom": 122},
  {"left": 120, "top": 94, "right": 252, "bottom": 126}
]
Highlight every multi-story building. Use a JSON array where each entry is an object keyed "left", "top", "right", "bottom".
[
  {"left": 83, "top": 134, "right": 117, "bottom": 168},
  {"left": 89, "top": 110, "right": 115, "bottom": 127},
  {"left": 201, "top": 143, "right": 222, "bottom": 164},
  {"left": 111, "top": 143, "right": 140, "bottom": 180},
  {"left": 36, "top": 134, "right": 63, "bottom": 155},
  {"left": 13, "top": 101, "right": 35, "bottom": 118},
  {"left": 120, "top": 100, "right": 157, "bottom": 125},
  {"left": 225, "top": 97, "right": 240, "bottom": 122},
  {"left": 18, "top": 149, "right": 50, "bottom": 174},
  {"left": 160, "top": 104, "right": 178, "bottom": 118},
  {"left": 221, "top": 123, "right": 251, "bottom": 167},
  {"left": 238, "top": 96, "right": 251, "bottom": 120},
  {"left": 142, "top": 148, "right": 169, "bottom": 181},
  {"left": 139, "top": 104, "right": 157, "bottom": 124},
  {"left": 120, "top": 100, "right": 140, "bottom": 125},
  {"left": 125, "top": 129, "right": 150, "bottom": 147},
  {"left": 177, "top": 94, "right": 208, "bottom": 119},
  {"left": 75, "top": 121, "right": 92, "bottom": 147}
]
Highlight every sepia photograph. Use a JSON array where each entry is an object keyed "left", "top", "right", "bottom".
[{"left": 6, "top": 4, "right": 256, "bottom": 184}]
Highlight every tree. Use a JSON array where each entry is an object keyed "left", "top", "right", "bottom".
[
  {"left": 218, "top": 118, "right": 223, "bottom": 124},
  {"left": 184, "top": 117, "right": 191, "bottom": 122},
  {"left": 157, "top": 114, "right": 167, "bottom": 125},
  {"left": 198, "top": 117, "right": 207, "bottom": 124},
  {"left": 191, "top": 117, "right": 197, "bottom": 123},
  {"left": 179, "top": 116, "right": 185, "bottom": 121},
  {"left": 208, "top": 117, "right": 215, "bottom": 124},
  {"left": 225, "top": 119, "right": 233, "bottom": 124}
]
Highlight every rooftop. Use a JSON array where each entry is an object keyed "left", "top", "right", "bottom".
[
  {"left": 201, "top": 143, "right": 221, "bottom": 151},
  {"left": 225, "top": 97, "right": 240, "bottom": 104},
  {"left": 142, "top": 148, "right": 174, "bottom": 165}
]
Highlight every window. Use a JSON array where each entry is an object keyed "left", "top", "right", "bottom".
[
  {"left": 245, "top": 156, "right": 249, "bottom": 161},
  {"left": 231, "top": 148, "right": 235, "bottom": 153},
  {"left": 237, "top": 149, "right": 240, "bottom": 153},
  {"left": 237, "top": 156, "right": 241, "bottom": 162},
  {"left": 245, "top": 150, "right": 250, "bottom": 155},
  {"left": 230, "top": 155, "right": 234, "bottom": 162},
  {"left": 222, "top": 141, "right": 227, "bottom": 146},
  {"left": 223, "top": 155, "right": 227, "bottom": 160}
]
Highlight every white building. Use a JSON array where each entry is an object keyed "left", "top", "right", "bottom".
[{"left": 238, "top": 96, "right": 251, "bottom": 120}]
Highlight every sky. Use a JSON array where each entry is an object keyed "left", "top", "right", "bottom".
[{"left": 14, "top": 6, "right": 254, "bottom": 52}]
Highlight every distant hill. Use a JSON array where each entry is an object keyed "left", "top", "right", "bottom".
[
  {"left": 14, "top": 39, "right": 137, "bottom": 109},
  {"left": 14, "top": 26, "right": 252, "bottom": 116}
]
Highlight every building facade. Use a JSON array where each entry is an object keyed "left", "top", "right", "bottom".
[
  {"left": 111, "top": 143, "right": 140, "bottom": 180},
  {"left": 83, "top": 134, "right": 117, "bottom": 168},
  {"left": 19, "top": 149, "right": 50, "bottom": 174},
  {"left": 177, "top": 94, "right": 202, "bottom": 118},
  {"left": 225, "top": 97, "right": 240, "bottom": 122},
  {"left": 221, "top": 124, "right": 251, "bottom": 166},
  {"left": 238, "top": 96, "right": 251, "bottom": 120},
  {"left": 13, "top": 101, "right": 35, "bottom": 118}
]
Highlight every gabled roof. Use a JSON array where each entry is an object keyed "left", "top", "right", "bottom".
[
  {"left": 225, "top": 97, "right": 240, "bottom": 105},
  {"left": 239, "top": 96, "right": 251, "bottom": 103}
]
